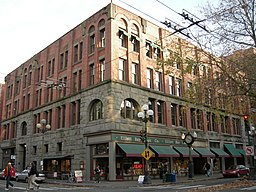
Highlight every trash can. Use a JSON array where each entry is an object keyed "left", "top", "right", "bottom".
[
  {"left": 165, "top": 173, "right": 171, "bottom": 182},
  {"left": 170, "top": 173, "right": 176, "bottom": 182}
]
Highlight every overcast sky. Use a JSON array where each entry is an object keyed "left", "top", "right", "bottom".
[{"left": 0, "top": 0, "right": 212, "bottom": 83}]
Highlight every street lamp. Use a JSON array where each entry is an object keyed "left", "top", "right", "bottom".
[
  {"left": 181, "top": 131, "right": 197, "bottom": 179},
  {"left": 137, "top": 104, "right": 154, "bottom": 184},
  {"left": 248, "top": 127, "right": 256, "bottom": 167},
  {"left": 36, "top": 119, "right": 51, "bottom": 171}
]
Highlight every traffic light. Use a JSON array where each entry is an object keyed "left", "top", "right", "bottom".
[
  {"left": 243, "top": 115, "right": 250, "bottom": 130},
  {"left": 140, "top": 130, "right": 146, "bottom": 143}
]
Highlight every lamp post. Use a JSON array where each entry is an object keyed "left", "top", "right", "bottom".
[
  {"left": 138, "top": 104, "right": 154, "bottom": 184},
  {"left": 248, "top": 127, "right": 256, "bottom": 168},
  {"left": 36, "top": 119, "right": 51, "bottom": 171},
  {"left": 181, "top": 131, "right": 197, "bottom": 179}
]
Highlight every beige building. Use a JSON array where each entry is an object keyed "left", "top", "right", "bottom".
[{"left": 0, "top": 3, "right": 248, "bottom": 181}]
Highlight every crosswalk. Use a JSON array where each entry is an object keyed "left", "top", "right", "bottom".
[{"left": 139, "top": 184, "right": 256, "bottom": 191}]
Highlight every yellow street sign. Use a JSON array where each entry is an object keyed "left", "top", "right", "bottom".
[{"left": 141, "top": 148, "right": 153, "bottom": 160}]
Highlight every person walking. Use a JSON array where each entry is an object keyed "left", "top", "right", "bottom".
[
  {"left": 3, "top": 162, "right": 15, "bottom": 190},
  {"left": 203, "top": 162, "right": 211, "bottom": 177},
  {"left": 94, "top": 165, "right": 101, "bottom": 183},
  {"left": 27, "top": 162, "right": 39, "bottom": 191}
]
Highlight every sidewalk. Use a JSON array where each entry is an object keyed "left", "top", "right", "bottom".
[{"left": 47, "top": 173, "right": 223, "bottom": 188}]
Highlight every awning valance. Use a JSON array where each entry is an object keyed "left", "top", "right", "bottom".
[
  {"left": 224, "top": 144, "right": 242, "bottom": 157},
  {"left": 43, "top": 155, "right": 74, "bottom": 160},
  {"left": 150, "top": 145, "right": 180, "bottom": 157},
  {"left": 173, "top": 146, "right": 200, "bottom": 157},
  {"left": 210, "top": 148, "right": 229, "bottom": 157},
  {"left": 194, "top": 148, "right": 215, "bottom": 157}
]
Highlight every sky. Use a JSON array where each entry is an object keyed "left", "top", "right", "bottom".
[{"left": 0, "top": 0, "right": 213, "bottom": 83}]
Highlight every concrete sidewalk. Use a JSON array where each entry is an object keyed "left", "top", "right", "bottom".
[{"left": 47, "top": 173, "right": 223, "bottom": 188}]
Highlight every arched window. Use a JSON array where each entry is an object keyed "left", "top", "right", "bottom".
[
  {"left": 88, "top": 25, "right": 96, "bottom": 54},
  {"left": 120, "top": 99, "right": 139, "bottom": 119},
  {"left": 98, "top": 19, "right": 105, "bottom": 48},
  {"left": 90, "top": 100, "right": 103, "bottom": 121},
  {"left": 28, "top": 65, "right": 32, "bottom": 86},
  {"left": 21, "top": 121, "right": 27, "bottom": 136}
]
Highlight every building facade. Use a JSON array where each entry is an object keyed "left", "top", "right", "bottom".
[{"left": 0, "top": 3, "right": 248, "bottom": 181}]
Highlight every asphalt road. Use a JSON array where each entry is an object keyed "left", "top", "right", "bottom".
[{"left": 0, "top": 178, "right": 256, "bottom": 191}]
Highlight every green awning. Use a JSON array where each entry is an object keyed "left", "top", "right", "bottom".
[
  {"left": 194, "top": 148, "right": 215, "bottom": 157},
  {"left": 117, "top": 143, "right": 154, "bottom": 157},
  {"left": 150, "top": 145, "right": 180, "bottom": 157},
  {"left": 237, "top": 149, "right": 246, "bottom": 156},
  {"left": 224, "top": 144, "right": 242, "bottom": 157},
  {"left": 210, "top": 148, "right": 229, "bottom": 157},
  {"left": 173, "top": 146, "right": 200, "bottom": 157}
]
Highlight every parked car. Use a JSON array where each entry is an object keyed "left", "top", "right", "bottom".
[
  {"left": 16, "top": 169, "right": 45, "bottom": 183},
  {"left": 222, "top": 165, "right": 250, "bottom": 178},
  {"left": 0, "top": 169, "right": 16, "bottom": 180}
]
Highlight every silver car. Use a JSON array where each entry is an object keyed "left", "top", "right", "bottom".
[{"left": 16, "top": 169, "right": 45, "bottom": 183}]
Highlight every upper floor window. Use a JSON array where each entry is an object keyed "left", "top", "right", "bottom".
[
  {"left": 171, "top": 104, "right": 178, "bottom": 126},
  {"left": 21, "top": 122, "right": 27, "bottom": 136},
  {"left": 28, "top": 65, "right": 32, "bottom": 86},
  {"left": 119, "top": 58, "right": 127, "bottom": 81},
  {"left": 157, "top": 101, "right": 164, "bottom": 124},
  {"left": 155, "top": 71, "right": 162, "bottom": 91},
  {"left": 132, "top": 63, "right": 139, "bottom": 84},
  {"left": 169, "top": 76, "right": 175, "bottom": 95},
  {"left": 100, "top": 59, "right": 106, "bottom": 82},
  {"left": 89, "top": 63, "right": 95, "bottom": 86},
  {"left": 90, "top": 100, "right": 103, "bottom": 121},
  {"left": 176, "top": 78, "right": 182, "bottom": 97},
  {"left": 146, "top": 41, "right": 152, "bottom": 58},
  {"left": 147, "top": 68, "right": 153, "bottom": 89},
  {"left": 89, "top": 26, "right": 95, "bottom": 54},
  {"left": 120, "top": 99, "right": 139, "bottom": 119},
  {"left": 98, "top": 19, "right": 105, "bottom": 48},
  {"left": 119, "top": 29, "right": 128, "bottom": 48}
]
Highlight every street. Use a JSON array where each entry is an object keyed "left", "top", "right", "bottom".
[{"left": 0, "top": 177, "right": 256, "bottom": 192}]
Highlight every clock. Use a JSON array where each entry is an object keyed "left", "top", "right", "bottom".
[{"left": 184, "top": 134, "right": 194, "bottom": 145}]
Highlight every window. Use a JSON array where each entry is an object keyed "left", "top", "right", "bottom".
[
  {"left": 21, "top": 122, "right": 27, "bottom": 136},
  {"left": 44, "top": 144, "right": 49, "bottom": 153},
  {"left": 57, "top": 107, "right": 61, "bottom": 128},
  {"left": 179, "top": 105, "right": 186, "bottom": 127},
  {"left": 147, "top": 68, "right": 153, "bottom": 89},
  {"left": 89, "top": 63, "right": 95, "bottom": 85},
  {"left": 33, "top": 146, "right": 37, "bottom": 155},
  {"left": 190, "top": 108, "right": 196, "bottom": 129},
  {"left": 28, "top": 66, "right": 32, "bottom": 86},
  {"left": 197, "top": 109, "right": 204, "bottom": 130},
  {"left": 90, "top": 100, "right": 103, "bottom": 121},
  {"left": 171, "top": 104, "right": 177, "bottom": 126},
  {"left": 153, "top": 46, "right": 161, "bottom": 59},
  {"left": 155, "top": 71, "right": 162, "bottom": 91},
  {"left": 60, "top": 53, "right": 64, "bottom": 70},
  {"left": 131, "top": 35, "right": 139, "bottom": 52},
  {"left": 100, "top": 59, "right": 105, "bottom": 82},
  {"left": 78, "top": 70, "right": 82, "bottom": 91},
  {"left": 146, "top": 41, "right": 152, "bottom": 58},
  {"left": 120, "top": 99, "right": 139, "bottom": 119},
  {"left": 98, "top": 19, "right": 105, "bottom": 48},
  {"left": 206, "top": 112, "right": 211, "bottom": 131},
  {"left": 119, "top": 29, "right": 128, "bottom": 48},
  {"left": 176, "top": 78, "right": 182, "bottom": 97},
  {"left": 169, "top": 76, "right": 175, "bottom": 95},
  {"left": 62, "top": 104, "right": 66, "bottom": 128},
  {"left": 23, "top": 68, "right": 27, "bottom": 88},
  {"left": 73, "top": 72, "right": 77, "bottom": 93},
  {"left": 100, "top": 28, "right": 105, "bottom": 48},
  {"left": 57, "top": 142, "right": 62, "bottom": 152},
  {"left": 157, "top": 101, "right": 164, "bottom": 124},
  {"left": 132, "top": 63, "right": 138, "bottom": 84},
  {"left": 74, "top": 44, "right": 78, "bottom": 63},
  {"left": 89, "top": 34, "right": 95, "bottom": 54},
  {"left": 119, "top": 58, "right": 126, "bottom": 81},
  {"left": 71, "top": 101, "right": 76, "bottom": 126},
  {"left": 65, "top": 50, "right": 68, "bottom": 68}
]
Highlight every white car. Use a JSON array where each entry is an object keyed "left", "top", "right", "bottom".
[{"left": 16, "top": 169, "right": 45, "bottom": 183}]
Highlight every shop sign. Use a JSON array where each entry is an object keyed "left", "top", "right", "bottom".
[
  {"left": 134, "top": 164, "right": 143, "bottom": 169},
  {"left": 112, "top": 134, "right": 177, "bottom": 144},
  {"left": 75, "top": 170, "right": 83, "bottom": 183}
]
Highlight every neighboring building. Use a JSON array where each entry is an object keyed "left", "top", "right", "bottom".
[{"left": 0, "top": 3, "right": 248, "bottom": 180}]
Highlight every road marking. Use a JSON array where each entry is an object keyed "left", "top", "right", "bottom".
[{"left": 240, "top": 186, "right": 256, "bottom": 190}]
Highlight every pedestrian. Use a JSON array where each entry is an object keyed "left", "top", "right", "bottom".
[
  {"left": 94, "top": 165, "right": 101, "bottom": 183},
  {"left": 27, "top": 162, "right": 40, "bottom": 191},
  {"left": 203, "top": 162, "right": 211, "bottom": 177},
  {"left": 3, "top": 162, "right": 15, "bottom": 190}
]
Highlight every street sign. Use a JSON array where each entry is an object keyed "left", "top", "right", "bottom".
[
  {"left": 246, "top": 146, "right": 254, "bottom": 156},
  {"left": 141, "top": 148, "right": 153, "bottom": 160}
]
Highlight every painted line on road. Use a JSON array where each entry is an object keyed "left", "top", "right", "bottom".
[{"left": 240, "top": 186, "right": 256, "bottom": 190}]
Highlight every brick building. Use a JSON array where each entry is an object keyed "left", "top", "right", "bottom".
[{"left": 0, "top": 3, "right": 248, "bottom": 181}]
